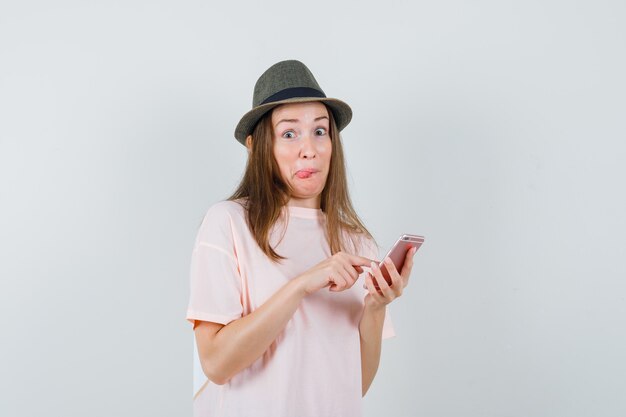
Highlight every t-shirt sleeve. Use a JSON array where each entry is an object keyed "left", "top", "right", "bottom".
[
  {"left": 186, "top": 203, "right": 244, "bottom": 328},
  {"left": 361, "top": 235, "right": 396, "bottom": 340}
]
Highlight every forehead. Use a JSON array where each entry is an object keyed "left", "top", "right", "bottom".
[{"left": 271, "top": 101, "right": 329, "bottom": 123}]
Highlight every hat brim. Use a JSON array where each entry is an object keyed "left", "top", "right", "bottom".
[{"left": 234, "top": 97, "right": 352, "bottom": 145}]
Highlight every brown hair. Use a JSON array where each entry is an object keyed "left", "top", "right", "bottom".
[{"left": 228, "top": 104, "right": 373, "bottom": 261}]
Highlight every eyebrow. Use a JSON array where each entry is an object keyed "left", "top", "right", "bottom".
[{"left": 275, "top": 116, "right": 329, "bottom": 127}]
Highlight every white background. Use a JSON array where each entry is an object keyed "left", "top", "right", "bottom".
[{"left": 1, "top": 1, "right": 625, "bottom": 416}]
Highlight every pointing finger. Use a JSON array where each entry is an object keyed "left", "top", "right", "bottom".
[{"left": 347, "top": 254, "right": 376, "bottom": 267}]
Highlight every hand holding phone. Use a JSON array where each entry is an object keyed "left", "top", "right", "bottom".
[{"left": 378, "top": 234, "right": 424, "bottom": 285}]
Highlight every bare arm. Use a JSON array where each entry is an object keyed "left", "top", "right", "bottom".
[
  {"left": 194, "top": 277, "right": 306, "bottom": 385},
  {"left": 194, "top": 252, "right": 372, "bottom": 385},
  {"left": 359, "top": 304, "right": 385, "bottom": 396},
  {"left": 360, "top": 250, "right": 418, "bottom": 396}
]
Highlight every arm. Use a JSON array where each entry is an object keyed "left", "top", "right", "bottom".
[
  {"left": 195, "top": 277, "right": 306, "bottom": 385},
  {"left": 194, "top": 251, "right": 373, "bottom": 385},
  {"left": 359, "top": 304, "right": 385, "bottom": 396},
  {"left": 359, "top": 249, "right": 418, "bottom": 396}
]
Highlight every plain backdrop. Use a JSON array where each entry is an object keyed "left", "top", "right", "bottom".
[{"left": 1, "top": 1, "right": 625, "bottom": 416}]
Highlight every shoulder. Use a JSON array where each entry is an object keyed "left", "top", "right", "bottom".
[
  {"left": 359, "top": 233, "right": 379, "bottom": 260},
  {"left": 203, "top": 199, "right": 246, "bottom": 221},
  {"left": 343, "top": 229, "right": 379, "bottom": 259},
  {"left": 196, "top": 200, "right": 248, "bottom": 242}
]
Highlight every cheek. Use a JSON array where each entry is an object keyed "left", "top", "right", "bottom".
[
  {"left": 319, "top": 141, "right": 332, "bottom": 165},
  {"left": 273, "top": 145, "right": 295, "bottom": 174}
]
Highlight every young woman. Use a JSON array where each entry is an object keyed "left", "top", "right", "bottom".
[{"left": 186, "top": 60, "right": 417, "bottom": 417}]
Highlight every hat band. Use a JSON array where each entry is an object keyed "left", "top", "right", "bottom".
[{"left": 260, "top": 87, "right": 326, "bottom": 105}]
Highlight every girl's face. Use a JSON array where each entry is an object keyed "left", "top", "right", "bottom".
[{"left": 271, "top": 101, "right": 332, "bottom": 208}]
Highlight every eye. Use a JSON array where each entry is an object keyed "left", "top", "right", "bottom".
[
  {"left": 315, "top": 128, "right": 327, "bottom": 136},
  {"left": 282, "top": 130, "right": 296, "bottom": 139}
]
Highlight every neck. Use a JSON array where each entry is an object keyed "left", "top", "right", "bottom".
[{"left": 287, "top": 196, "right": 321, "bottom": 209}]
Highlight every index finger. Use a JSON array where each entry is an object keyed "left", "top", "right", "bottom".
[{"left": 346, "top": 254, "right": 376, "bottom": 267}]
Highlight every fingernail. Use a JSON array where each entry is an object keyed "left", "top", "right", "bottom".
[
  {"left": 371, "top": 261, "right": 377, "bottom": 270},
  {"left": 385, "top": 257, "right": 393, "bottom": 265}
]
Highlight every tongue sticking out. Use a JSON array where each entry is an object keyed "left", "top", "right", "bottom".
[{"left": 296, "top": 171, "right": 313, "bottom": 179}]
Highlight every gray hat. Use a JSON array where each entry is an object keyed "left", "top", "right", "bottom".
[{"left": 234, "top": 60, "right": 353, "bottom": 145}]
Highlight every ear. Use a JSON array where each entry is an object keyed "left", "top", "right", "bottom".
[{"left": 245, "top": 135, "right": 253, "bottom": 151}]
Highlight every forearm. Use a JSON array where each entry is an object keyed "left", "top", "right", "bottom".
[
  {"left": 204, "top": 277, "right": 307, "bottom": 383},
  {"left": 359, "top": 304, "right": 386, "bottom": 396}
]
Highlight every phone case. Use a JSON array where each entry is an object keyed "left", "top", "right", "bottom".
[{"left": 378, "top": 234, "right": 424, "bottom": 285}]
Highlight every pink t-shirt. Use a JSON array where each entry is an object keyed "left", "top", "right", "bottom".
[{"left": 186, "top": 200, "right": 395, "bottom": 417}]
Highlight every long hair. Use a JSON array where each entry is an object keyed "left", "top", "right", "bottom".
[{"left": 228, "top": 104, "right": 373, "bottom": 261}]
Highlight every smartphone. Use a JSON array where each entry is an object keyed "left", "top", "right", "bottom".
[{"left": 378, "top": 234, "right": 424, "bottom": 285}]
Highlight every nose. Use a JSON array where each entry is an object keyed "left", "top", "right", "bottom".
[{"left": 299, "top": 134, "right": 316, "bottom": 159}]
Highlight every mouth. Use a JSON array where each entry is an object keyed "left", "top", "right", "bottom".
[{"left": 294, "top": 169, "right": 319, "bottom": 179}]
